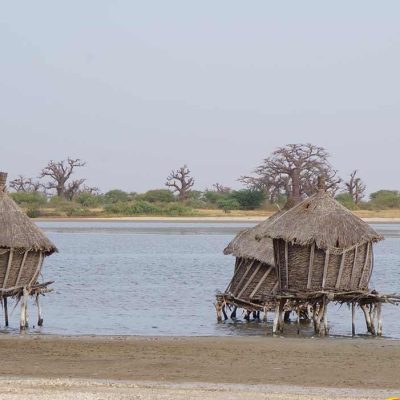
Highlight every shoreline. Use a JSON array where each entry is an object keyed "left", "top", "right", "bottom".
[
  {"left": 35, "top": 216, "right": 400, "bottom": 223},
  {"left": 1, "top": 335, "right": 399, "bottom": 391},
  {"left": 0, "top": 378, "right": 396, "bottom": 400}
]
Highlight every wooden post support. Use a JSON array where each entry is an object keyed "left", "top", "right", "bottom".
[
  {"left": 351, "top": 302, "right": 356, "bottom": 337},
  {"left": 4, "top": 297, "right": 8, "bottom": 327},
  {"left": 263, "top": 306, "right": 268, "bottom": 322},
  {"left": 322, "top": 297, "right": 329, "bottom": 336},
  {"left": 278, "top": 299, "right": 285, "bottom": 333},
  {"left": 360, "top": 304, "right": 375, "bottom": 335},
  {"left": 284, "top": 241, "right": 289, "bottom": 289},
  {"left": 272, "top": 302, "right": 280, "bottom": 334},
  {"left": 20, "top": 287, "right": 29, "bottom": 330},
  {"left": 376, "top": 303, "right": 382, "bottom": 336},
  {"left": 215, "top": 302, "right": 222, "bottom": 322},
  {"left": 296, "top": 306, "right": 301, "bottom": 335},
  {"left": 230, "top": 306, "right": 237, "bottom": 319},
  {"left": 36, "top": 294, "right": 43, "bottom": 326}
]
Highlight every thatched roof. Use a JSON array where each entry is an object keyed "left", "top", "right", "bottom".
[
  {"left": 260, "top": 190, "right": 383, "bottom": 250},
  {"left": 223, "top": 211, "right": 282, "bottom": 265},
  {"left": 0, "top": 173, "right": 57, "bottom": 254}
]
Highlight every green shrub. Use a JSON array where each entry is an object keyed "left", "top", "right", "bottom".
[
  {"left": 369, "top": 190, "right": 400, "bottom": 209},
  {"left": 163, "top": 203, "right": 197, "bottom": 216},
  {"left": 26, "top": 208, "right": 41, "bottom": 218},
  {"left": 104, "top": 189, "right": 130, "bottom": 204},
  {"left": 335, "top": 193, "right": 356, "bottom": 210},
  {"left": 141, "top": 189, "right": 175, "bottom": 203},
  {"left": 217, "top": 198, "right": 240, "bottom": 213},
  {"left": 76, "top": 192, "right": 102, "bottom": 207},
  {"left": 231, "top": 189, "right": 265, "bottom": 210},
  {"left": 11, "top": 192, "right": 47, "bottom": 208}
]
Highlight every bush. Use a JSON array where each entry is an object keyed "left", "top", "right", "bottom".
[
  {"left": 76, "top": 192, "right": 102, "bottom": 208},
  {"left": 104, "top": 189, "right": 130, "bottom": 204},
  {"left": 216, "top": 198, "right": 240, "bottom": 213},
  {"left": 141, "top": 189, "right": 175, "bottom": 203},
  {"left": 163, "top": 203, "right": 197, "bottom": 216},
  {"left": 231, "top": 189, "right": 265, "bottom": 210},
  {"left": 369, "top": 190, "right": 400, "bottom": 209},
  {"left": 11, "top": 192, "right": 47, "bottom": 208},
  {"left": 26, "top": 208, "right": 41, "bottom": 218},
  {"left": 335, "top": 193, "right": 356, "bottom": 210}
]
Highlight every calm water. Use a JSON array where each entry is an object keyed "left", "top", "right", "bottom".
[{"left": 2, "top": 221, "right": 400, "bottom": 338}]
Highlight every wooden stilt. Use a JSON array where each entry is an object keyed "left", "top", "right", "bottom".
[
  {"left": 263, "top": 306, "right": 268, "bottom": 322},
  {"left": 20, "top": 287, "right": 29, "bottom": 330},
  {"left": 376, "top": 303, "right": 382, "bottom": 336},
  {"left": 360, "top": 304, "right": 375, "bottom": 335},
  {"left": 322, "top": 298, "right": 329, "bottom": 335},
  {"left": 230, "top": 306, "right": 237, "bottom": 319},
  {"left": 272, "top": 302, "right": 280, "bottom": 334},
  {"left": 4, "top": 297, "right": 9, "bottom": 327},
  {"left": 36, "top": 294, "right": 43, "bottom": 326},
  {"left": 278, "top": 300, "right": 285, "bottom": 333},
  {"left": 244, "top": 310, "right": 251, "bottom": 321},
  {"left": 296, "top": 306, "right": 300, "bottom": 335},
  {"left": 215, "top": 302, "right": 222, "bottom": 322},
  {"left": 222, "top": 304, "right": 228, "bottom": 320},
  {"left": 351, "top": 302, "right": 356, "bottom": 337},
  {"left": 369, "top": 304, "right": 376, "bottom": 335}
]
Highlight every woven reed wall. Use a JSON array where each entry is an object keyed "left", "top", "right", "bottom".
[
  {"left": 275, "top": 239, "right": 373, "bottom": 291},
  {"left": 227, "top": 257, "right": 278, "bottom": 302},
  {"left": 0, "top": 248, "right": 43, "bottom": 289}
]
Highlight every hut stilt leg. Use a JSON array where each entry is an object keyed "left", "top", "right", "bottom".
[
  {"left": 316, "top": 302, "right": 325, "bottom": 335},
  {"left": 369, "top": 305, "right": 376, "bottom": 336},
  {"left": 322, "top": 299, "right": 329, "bottom": 336},
  {"left": 215, "top": 301, "right": 222, "bottom": 322},
  {"left": 278, "top": 300, "right": 285, "bottom": 333},
  {"left": 4, "top": 297, "right": 9, "bottom": 327},
  {"left": 244, "top": 310, "right": 251, "bottom": 321},
  {"left": 20, "top": 288, "right": 29, "bottom": 330},
  {"left": 296, "top": 306, "right": 301, "bottom": 335},
  {"left": 222, "top": 304, "right": 228, "bottom": 320},
  {"left": 360, "top": 304, "right": 375, "bottom": 335},
  {"left": 230, "top": 306, "right": 237, "bottom": 319},
  {"left": 36, "top": 294, "right": 43, "bottom": 326},
  {"left": 351, "top": 302, "right": 356, "bottom": 337},
  {"left": 313, "top": 303, "right": 320, "bottom": 333},
  {"left": 376, "top": 303, "right": 382, "bottom": 336},
  {"left": 263, "top": 306, "right": 268, "bottom": 322},
  {"left": 272, "top": 303, "right": 280, "bottom": 334}
]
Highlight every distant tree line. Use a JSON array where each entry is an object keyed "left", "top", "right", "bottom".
[{"left": 8, "top": 145, "right": 400, "bottom": 217}]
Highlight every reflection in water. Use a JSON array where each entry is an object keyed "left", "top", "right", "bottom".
[{"left": 2, "top": 221, "right": 399, "bottom": 338}]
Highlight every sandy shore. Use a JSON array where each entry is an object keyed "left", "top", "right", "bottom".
[
  {"left": 0, "top": 335, "right": 399, "bottom": 399},
  {"left": 36, "top": 216, "right": 400, "bottom": 223}
]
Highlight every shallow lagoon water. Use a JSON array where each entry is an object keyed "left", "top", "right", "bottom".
[{"left": 2, "top": 221, "right": 400, "bottom": 338}]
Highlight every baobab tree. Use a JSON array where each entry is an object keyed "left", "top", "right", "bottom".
[
  {"left": 9, "top": 175, "right": 42, "bottom": 192},
  {"left": 240, "top": 143, "right": 341, "bottom": 203},
  {"left": 165, "top": 165, "right": 194, "bottom": 201},
  {"left": 212, "top": 183, "right": 231, "bottom": 193},
  {"left": 40, "top": 158, "right": 86, "bottom": 198},
  {"left": 345, "top": 170, "right": 366, "bottom": 205}
]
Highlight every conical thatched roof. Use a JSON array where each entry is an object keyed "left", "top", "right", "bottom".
[
  {"left": 261, "top": 190, "right": 383, "bottom": 250},
  {"left": 0, "top": 173, "right": 57, "bottom": 254},
  {"left": 223, "top": 211, "right": 282, "bottom": 265}
]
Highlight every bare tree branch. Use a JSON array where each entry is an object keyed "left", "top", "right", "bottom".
[
  {"left": 165, "top": 165, "right": 194, "bottom": 201},
  {"left": 345, "top": 170, "right": 366, "bottom": 204}
]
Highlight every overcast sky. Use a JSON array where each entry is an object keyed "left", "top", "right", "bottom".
[{"left": 1, "top": 1, "right": 399, "bottom": 195}]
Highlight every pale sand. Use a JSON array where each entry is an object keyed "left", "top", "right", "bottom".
[{"left": 0, "top": 378, "right": 398, "bottom": 400}]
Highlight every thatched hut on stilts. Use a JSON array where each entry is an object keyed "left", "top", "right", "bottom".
[
  {"left": 217, "top": 178, "right": 400, "bottom": 336},
  {"left": 0, "top": 172, "right": 56, "bottom": 329}
]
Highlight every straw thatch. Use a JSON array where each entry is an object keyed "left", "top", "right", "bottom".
[
  {"left": 0, "top": 172, "right": 57, "bottom": 295},
  {"left": 261, "top": 190, "right": 383, "bottom": 292},
  {"left": 0, "top": 191, "right": 57, "bottom": 255},
  {"left": 223, "top": 210, "right": 282, "bottom": 265},
  {"left": 261, "top": 190, "right": 383, "bottom": 250}
]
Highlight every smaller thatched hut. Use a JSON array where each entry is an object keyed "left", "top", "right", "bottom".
[
  {"left": 0, "top": 171, "right": 57, "bottom": 329},
  {"left": 262, "top": 189, "right": 383, "bottom": 292}
]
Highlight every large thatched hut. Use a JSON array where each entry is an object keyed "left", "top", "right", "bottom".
[
  {"left": 0, "top": 171, "right": 57, "bottom": 328},
  {"left": 262, "top": 189, "right": 383, "bottom": 292}
]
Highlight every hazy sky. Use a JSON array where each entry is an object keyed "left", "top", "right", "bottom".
[{"left": 1, "top": 1, "right": 399, "bottom": 194}]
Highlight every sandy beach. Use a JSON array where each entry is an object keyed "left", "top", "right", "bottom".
[{"left": 0, "top": 335, "right": 399, "bottom": 399}]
